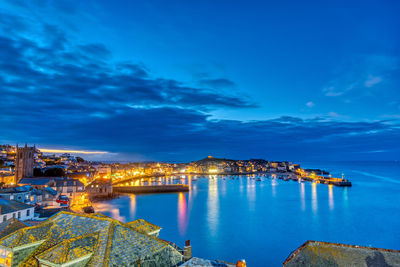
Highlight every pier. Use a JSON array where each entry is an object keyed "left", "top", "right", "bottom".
[
  {"left": 296, "top": 169, "right": 352, "bottom": 187},
  {"left": 113, "top": 184, "right": 189, "bottom": 194}
]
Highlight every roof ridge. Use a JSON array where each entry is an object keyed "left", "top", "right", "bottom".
[
  {"left": 19, "top": 221, "right": 56, "bottom": 266},
  {"left": 102, "top": 221, "right": 116, "bottom": 267},
  {"left": 126, "top": 218, "right": 161, "bottom": 228},
  {"left": 57, "top": 211, "right": 123, "bottom": 225},
  {"left": 36, "top": 231, "right": 100, "bottom": 264}
]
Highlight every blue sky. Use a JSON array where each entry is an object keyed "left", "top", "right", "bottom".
[{"left": 0, "top": 0, "right": 399, "bottom": 161}]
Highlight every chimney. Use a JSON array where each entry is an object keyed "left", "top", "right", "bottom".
[
  {"left": 236, "top": 259, "right": 246, "bottom": 267},
  {"left": 183, "top": 240, "right": 192, "bottom": 262}
]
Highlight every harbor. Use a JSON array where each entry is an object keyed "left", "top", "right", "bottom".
[{"left": 93, "top": 161, "right": 400, "bottom": 266}]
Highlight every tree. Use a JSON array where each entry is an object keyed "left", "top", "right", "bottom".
[
  {"left": 33, "top": 168, "right": 43, "bottom": 177},
  {"left": 44, "top": 167, "right": 65, "bottom": 177},
  {"left": 76, "top": 156, "right": 85, "bottom": 163}
]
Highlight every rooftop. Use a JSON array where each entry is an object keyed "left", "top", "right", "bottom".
[
  {"left": 19, "top": 178, "right": 52, "bottom": 186},
  {"left": 0, "top": 211, "right": 182, "bottom": 266},
  {"left": 0, "top": 218, "right": 29, "bottom": 239},
  {"left": 0, "top": 198, "right": 33, "bottom": 215},
  {"left": 125, "top": 218, "right": 162, "bottom": 235},
  {"left": 283, "top": 240, "right": 400, "bottom": 267}
]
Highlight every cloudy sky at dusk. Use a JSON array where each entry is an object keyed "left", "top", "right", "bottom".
[{"left": 1, "top": 0, "right": 399, "bottom": 162}]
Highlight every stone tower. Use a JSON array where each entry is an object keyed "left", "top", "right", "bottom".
[{"left": 15, "top": 144, "right": 35, "bottom": 182}]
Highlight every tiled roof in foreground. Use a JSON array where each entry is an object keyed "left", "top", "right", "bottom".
[
  {"left": 0, "top": 219, "right": 29, "bottom": 239},
  {"left": 36, "top": 232, "right": 99, "bottom": 265},
  {"left": 0, "top": 211, "right": 182, "bottom": 267},
  {"left": 283, "top": 240, "right": 400, "bottom": 267}
]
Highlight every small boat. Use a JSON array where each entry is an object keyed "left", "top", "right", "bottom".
[
  {"left": 83, "top": 206, "right": 95, "bottom": 214},
  {"left": 256, "top": 178, "right": 262, "bottom": 181}
]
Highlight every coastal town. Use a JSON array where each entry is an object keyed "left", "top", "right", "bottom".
[
  {"left": 5, "top": 143, "right": 398, "bottom": 267},
  {"left": 0, "top": 145, "right": 397, "bottom": 267},
  {"left": 0, "top": 144, "right": 352, "bottom": 213}
]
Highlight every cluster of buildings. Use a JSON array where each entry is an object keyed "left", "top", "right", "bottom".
[
  {"left": 0, "top": 145, "right": 397, "bottom": 266},
  {"left": 0, "top": 145, "right": 115, "bottom": 221},
  {"left": 109, "top": 156, "right": 301, "bottom": 184}
]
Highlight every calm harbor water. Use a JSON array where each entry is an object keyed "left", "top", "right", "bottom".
[{"left": 93, "top": 161, "right": 400, "bottom": 266}]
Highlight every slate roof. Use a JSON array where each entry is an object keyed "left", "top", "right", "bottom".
[
  {"left": 0, "top": 187, "right": 29, "bottom": 194},
  {"left": 53, "top": 177, "right": 84, "bottom": 187},
  {"left": 37, "top": 232, "right": 99, "bottom": 265},
  {"left": 0, "top": 211, "right": 182, "bottom": 267},
  {"left": 0, "top": 221, "right": 53, "bottom": 248},
  {"left": 0, "top": 219, "right": 29, "bottom": 239},
  {"left": 283, "top": 240, "right": 400, "bottom": 267},
  {"left": 0, "top": 198, "right": 33, "bottom": 215},
  {"left": 88, "top": 179, "right": 112, "bottom": 186},
  {"left": 126, "top": 218, "right": 162, "bottom": 235},
  {"left": 19, "top": 178, "right": 52, "bottom": 186}
]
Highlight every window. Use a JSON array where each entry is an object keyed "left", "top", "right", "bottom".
[
  {"left": 12, "top": 213, "right": 15, "bottom": 219},
  {"left": 2, "top": 216, "right": 5, "bottom": 222},
  {"left": 17, "top": 212, "right": 20, "bottom": 219},
  {"left": 26, "top": 209, "right": 30, "bottom": 217}
]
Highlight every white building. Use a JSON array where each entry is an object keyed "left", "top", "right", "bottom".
[
  {"left": 0, "top": 198, "right": 35, "bottom": 222},
  {"left": 94, "top": 165, "right": 111, "bottom": 178}
]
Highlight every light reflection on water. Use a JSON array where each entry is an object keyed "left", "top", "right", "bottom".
[
  {"left": 93, "top": 201, "right": 125, "bottom": 222},
  {"left": 94, "top": 162, "right": 400, "bottom": 267},
  {"left": 271, "top": 178, "right": 277, "bottom": 197},
  {"left": 328, "top": 184, "right": 334, "bottom": 211},
  {"left": 311, "top": 182, "right": 318, "bottom": 214},
  {"left": 178, "top": 192, "right": 188, "bottom": 236},
  {"left": 300, "top": 182, "right": 306, "bottom": 211},
  {"left": 247, "top": 177, "right": 256, "bottom": 211},
  {"left": 129, "top": 194, "right": 136, "bottom": 218},
  {"left": 207, "top": 177, "right": 219, "bottom": 237}
]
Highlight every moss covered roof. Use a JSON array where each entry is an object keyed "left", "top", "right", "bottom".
[
  {"left": 36, "top": 232, "right": 99, "bottom": 264},
  {"left": 284, "top": 240, "right": 400, "bottom": 267},
  {"left": 0, "top": 211, "right": 182, "bottom": 267}
]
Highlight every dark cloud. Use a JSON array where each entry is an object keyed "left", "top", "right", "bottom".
[
  {"left": 198, "top": 78, "right": 235, "bottom": 89},
  {"left": 0, "top": 12, "right": 399, "bottom": 161},
  {"left": 4, "top": 103, "right": 399, "bottom": 161},
  {"left": 0, "top": 12, "right": 253, "bottom": 115}
]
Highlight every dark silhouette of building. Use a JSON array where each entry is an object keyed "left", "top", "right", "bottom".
[{"left": 15, "top": 144, "right": 35, "bottom": 183}]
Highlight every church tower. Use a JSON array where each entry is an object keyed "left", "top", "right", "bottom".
[{"left": 15, "top": 144, "right": 35, "bottom": 182}]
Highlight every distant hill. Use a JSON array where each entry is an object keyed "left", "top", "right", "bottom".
[{"left": 192, "top": 156, "right": 236, "bottom": 164}]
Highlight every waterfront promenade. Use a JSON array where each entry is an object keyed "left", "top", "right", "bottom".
[{"left": 112, "top": 170, "right": 352, "bottom": 188}]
